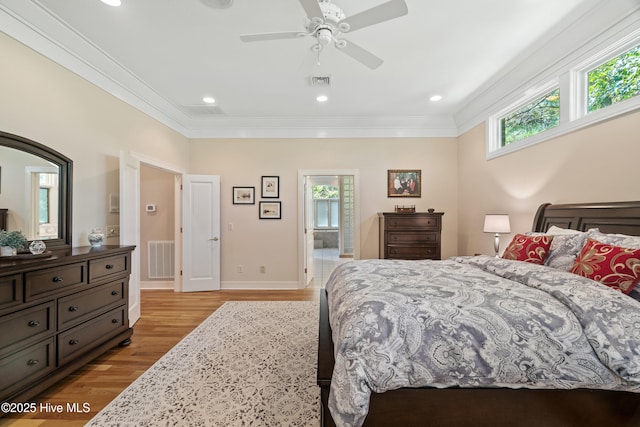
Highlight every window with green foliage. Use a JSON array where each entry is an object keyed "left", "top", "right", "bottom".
[
  {"left": 588, "top": 44, "right": 640, "bottom": 112},
  {"left": 500, "top": 88, "right": 560, "bottom": 146},
  {"left": 313, "top": 185, "right": 339, "bottom": 229}
]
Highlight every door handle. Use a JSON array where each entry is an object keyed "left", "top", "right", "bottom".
[{"left": 211, "top": 237, "right": 219, "bottom": 241}]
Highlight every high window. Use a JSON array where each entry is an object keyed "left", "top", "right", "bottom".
[
  {"left": 488, "top": 36, "right": 640, "bottom": 159},
  {"left": 587, "top": 44, "right": 640, "bottom": 113},
  {"left": 500, "top": 88, "right": 560, "bottom": 146}
]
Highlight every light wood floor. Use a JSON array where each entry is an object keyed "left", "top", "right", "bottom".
[{"left": 1, "top": 288, "right": 318, "bottom": 427}]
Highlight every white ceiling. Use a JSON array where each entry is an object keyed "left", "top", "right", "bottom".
[{"left": 0, "top": 0, "right": 632, "bottom": 138}]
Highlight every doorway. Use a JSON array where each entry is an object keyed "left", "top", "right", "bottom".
[{"left": 298, "top": 169, "right": 360, "bottom": 288}]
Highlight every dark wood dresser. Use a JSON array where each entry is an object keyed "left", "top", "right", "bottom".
[
  {"left": 0, "top": 245, "right": 135, "bottom": 404},
  {"left": 379, "top": 211, "right": 444, "bottom": 260}
]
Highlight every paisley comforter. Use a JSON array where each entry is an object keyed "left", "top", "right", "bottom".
[{"left": 326, "top": 256, "right": 640, "bottom": 427}]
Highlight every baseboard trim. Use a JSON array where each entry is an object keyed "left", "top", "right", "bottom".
[
  {"left": 221, "top": 281, "right": 300, "bottom": 290},
  {"left": 141, "top": 280, "right": 174, "bottom": 290}
]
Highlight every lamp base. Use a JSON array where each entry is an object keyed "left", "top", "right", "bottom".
[{"left": 493, "top": 233, "right": 500, "bottom": 257}]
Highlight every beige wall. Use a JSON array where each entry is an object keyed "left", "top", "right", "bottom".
[
  {"left": 4, "top": 31, "right": 640, "bottom": 290},
  {"left": 0, "top": 33, "right": 190, "bottom": 247},
  {"left": 140, "top": 165, "right": 176, "bottom": 283},
  {"left": 458, "top": 110, "right": 640, "bottom": 256},
  {"left": 190, "top": 138, "right": 459, "bottom": 286}
]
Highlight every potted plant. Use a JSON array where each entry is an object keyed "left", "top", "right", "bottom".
[{"left": 0, "top": 230, "right": 28, "bottom": 256}]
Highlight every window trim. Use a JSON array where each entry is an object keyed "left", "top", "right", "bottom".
[
  {"left": 487, "top": 30, "right": 640, "bottom": 160},
  {"left": 487, "top": 79, "right": 559, "bottom": 158}
]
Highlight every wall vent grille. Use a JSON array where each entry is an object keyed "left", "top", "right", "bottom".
[{"left": 148, "top": 240, "right": 175, "bottom": 279}]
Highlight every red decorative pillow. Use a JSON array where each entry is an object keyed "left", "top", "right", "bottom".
[
  {"left": 570, "top": 238, "right": 640, "bottom": 294},
  {"left": 502, "top": 234, "right": 553, "bottom": 264}
]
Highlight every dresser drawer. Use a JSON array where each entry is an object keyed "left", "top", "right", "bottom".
[
  {"left": 0, "top": 337, "right": 55, "bottom": 398},
  {"left": 0, "top": 302, "right": 54, "bottom": 356},
  {"left": 89, "top": 254, "right": 129, "bottom": 283},
  {"left": 386, "top": 215, "right": 441, "bottom": 230},
  {"left": 386, "top": 231, "right": 438, "bottom": 244},
  {"left": 25, "top": 262, "right": 87, "bottom": 302},
  {"left": 58, "top": 280, "right": 127, "bottom": 330},
  {"left": 387, "top": 245, "right": 440, "bottom": 260},
  {"left": 58, "top": 306, "right": 127, "bottom": 366},
  {"left": 0, "top": 274, "right": 23, "bottom": 315}
]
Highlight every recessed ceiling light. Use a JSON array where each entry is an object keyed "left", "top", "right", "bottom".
[
  {"left": 100, "top": 0, "right": 121, "bottom": 6},
  {"left": 200, "top": 0, "right": 234, "bottom": 9},
  {"left": 430, "top": 95, "right": 443, "bottom": 102},
  {"left": 203, "top": 96, "right": 216, "bottom": 104},
  {"left": 316, "top": 95, "right": 328, "bottom": 103}
]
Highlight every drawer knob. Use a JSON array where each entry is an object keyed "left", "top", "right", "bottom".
[
  {"left": 69, "top": 339, "right": 79, "bottom": 345},
  {"left": 111, "top": 319, "right": 119, "bottom": 324},
  {"left": 28, "top": 320, "right": 40, "bottom": 328},
  {"left": 111, "top": 290, "right": 119, "bottom": 296},
  {"left": 68, "top": 306, "right": 79, "bottom": 312},
  {"left": 52, "top": 276, "right": 64, "bottom": 283},
  {"left": 105, "top": 264, "right": 114, "bottom": 269},
  {"left": 27, "top": 359, "right": 39, "bottom": 366}
]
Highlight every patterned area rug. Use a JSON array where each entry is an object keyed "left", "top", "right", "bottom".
[{"left": 87, "top": 301, "right": 320, "bottom": 426}]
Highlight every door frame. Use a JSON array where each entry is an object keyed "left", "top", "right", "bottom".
[
  {"left": 297, "top": 169, "right": 361, "bottom": 288},
  {"left": 120, "top": 151, "right": 186, "bottom": 324}
]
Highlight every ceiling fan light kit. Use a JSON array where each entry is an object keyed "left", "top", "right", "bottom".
[{"left": 239, "top": 0, "right": 408, "bottom": 70}]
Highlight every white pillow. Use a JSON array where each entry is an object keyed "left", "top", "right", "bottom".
[
  {"left": 546, "top": 225, "right": 583, "bottom": 235},
  {"left": 586, "top": 229, "right": 640, "bottom": 249}
]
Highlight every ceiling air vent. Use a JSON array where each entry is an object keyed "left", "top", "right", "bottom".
[{"left": 309, "top": 75, "right": 332, "bottom": 87}]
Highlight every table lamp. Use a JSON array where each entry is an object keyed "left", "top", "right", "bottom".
[{"left": 483, "top": 214, "right": 511, "bottom": 257}]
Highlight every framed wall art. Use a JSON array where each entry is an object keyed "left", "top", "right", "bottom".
[
  {"left": 259, "top": 201, "right": 281, "bottom": 219},
  {"left": 387, "top": 169, "right": 421, "bottom": 197},
  {"left": 261, "top": 176, "right": 279, "bottom": 198},
  {"left": 232, "top": 186, "right": 255, "bottom": 204}
]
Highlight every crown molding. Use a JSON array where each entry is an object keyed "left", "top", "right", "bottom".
[
  {"left": 2, "top": 0, "right": 638, "bottom": 140},
  {"left": 454, "top": 0, "right": 640, "bottom": 136}
]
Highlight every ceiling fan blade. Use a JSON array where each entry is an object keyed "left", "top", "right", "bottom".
[
  {"left": 336, "top": 39, "right": 384, "bottom": 70},
  {"left": 338, "top": 0, "right": 408, "bottom": 33},
  {"left": 240, "top": 31, "right": 305, "bottom": 42},
  {"left": 298, "top": 0, "right": 324, "bottom": 22}
]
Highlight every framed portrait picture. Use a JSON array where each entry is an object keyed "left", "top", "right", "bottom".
[
  {"left": 387, "top": 169, "right": 421, "bottom": 198},
  {"left": 261, "top": 176, "right": 279, "bottom": 198},
  {"left": 259, "top": 201, "right": 281, "bottom": 219},
  {"left": 232, "top": 186, "right": 255, "bottom": 204}
]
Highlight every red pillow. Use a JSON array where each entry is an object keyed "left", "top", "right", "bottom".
[
  {"left": 502, "top": 234, "right": 553, "bottom": 264},
  {"left": 570, "top": 238, "right": 640, "bottom": 294}
]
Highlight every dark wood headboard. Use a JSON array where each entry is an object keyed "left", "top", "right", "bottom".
[{"left": 532, "top": 201, "right": 640, "bottom": 236}]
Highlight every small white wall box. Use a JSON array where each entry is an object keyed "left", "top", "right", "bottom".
[{"left": 145, "top": 204, "right": 157, "bottom": 212}]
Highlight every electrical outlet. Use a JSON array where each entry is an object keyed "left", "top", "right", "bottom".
[
  {"left": 106, "top": 225, "right": 120, "bottom": 237},
  {"left": 237, "top": 265, "right": 244, "bottom": 273},
  {"left": 259, "top": 266, "right": 266, "bottom": 274}
]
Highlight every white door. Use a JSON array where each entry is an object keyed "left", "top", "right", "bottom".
[
  {"left": 119, "top": 152, "right": 141, "bottom": 325},
  {"left": 304, "top": 176, "right": 314, "bottom": 286},
  {"left": 182, "top": 174, "right": 220, "bottom": 292}
]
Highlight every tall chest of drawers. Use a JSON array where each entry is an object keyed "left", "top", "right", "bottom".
[
  {"left": 379, "top": 212, "right": 444, "bottom": 260},
  {"left": 0, "top": 245, "right": 135, "bottom": 404}
]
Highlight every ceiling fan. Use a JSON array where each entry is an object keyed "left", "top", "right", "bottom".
[{"left": 239, "top": 0, "right": 408, "bottom": 70}]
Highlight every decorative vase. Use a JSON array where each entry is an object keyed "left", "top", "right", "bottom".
[
  {"left": 1, "top": 246, "right": 16, "bottom": 256},
  {"left": 88, "top": 228, "right": 105, "bottom": 247},
  {"left": 29, "top": 240, "right": 46, "bottom": 255}
]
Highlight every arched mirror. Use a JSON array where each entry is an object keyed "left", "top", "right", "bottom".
[{"left": 0, "top": 131, "right": 72, "bottom": 251}]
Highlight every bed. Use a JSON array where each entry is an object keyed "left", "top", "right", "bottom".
[{"left": 317, "top": 201, "right": 640, "bottom": 427}]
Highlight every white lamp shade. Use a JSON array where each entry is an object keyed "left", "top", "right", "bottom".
[{"left": 483, "top": 214, "right": 511, "bottom": 233}]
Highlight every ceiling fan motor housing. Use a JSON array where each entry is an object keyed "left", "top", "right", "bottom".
[{"left": 308, "top": 1, "right": 346, "bottom": 34}]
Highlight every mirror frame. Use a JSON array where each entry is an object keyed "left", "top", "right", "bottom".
[{"left": 0, "top": 131, "right": 72, "bottom": 250}]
